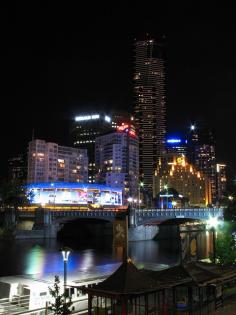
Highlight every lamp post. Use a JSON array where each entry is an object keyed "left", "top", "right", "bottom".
[
  {"left": 207, "top": 217, "right": 220, "bottom": 264},
  {"left": 138, "top": 182, "right": 144, "bottom": 210},
  {"left": 164, "top": 185, "right": 168, "bottom": 209},
  {"left": 61, "top": 247, "right": 71, "bottom": 295}
]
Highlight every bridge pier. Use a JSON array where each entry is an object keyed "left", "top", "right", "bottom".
[
  {"left": 128, "top": 208, "right": 137, "bottom": 227},
  {"left": 4, "top": 207, "right": 16, "bottom": 227},
  {"left": 33, "top": 208, "right": 60, "bottom": 238}
]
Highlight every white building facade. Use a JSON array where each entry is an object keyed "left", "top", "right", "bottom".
[
  {"left": 27, "top": 139, "right": 88, "bottom": 183},
  {"left": 95, "top": 127, "right": 139, "bottom": 202}
]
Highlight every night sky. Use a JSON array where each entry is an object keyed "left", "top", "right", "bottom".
[{"left": 1, "top": 3, "right": 236, "bottom": 179}]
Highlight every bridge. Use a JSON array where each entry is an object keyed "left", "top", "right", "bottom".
[
  {"left": 7, "top": 207, "right": 223, "bottom": 240},
  {"left": 16, "top": 207, "right": 223, "bottom": 225}
]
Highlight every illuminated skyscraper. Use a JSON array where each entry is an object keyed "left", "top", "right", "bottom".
[
  {"left": 71, "top": 113, "right": 113, "bottom": 183},
  {"left": 188, "top": 126, "right": 216, "bottom": 203},
  {"left": 216, "top": 163, "right": 227, "bottom": 200},
  {"left": 134, "top": 36, "right": 166, "bottom": 196},
  {"left": 95, "top": 124, "right": 139, "bottom": 201}
]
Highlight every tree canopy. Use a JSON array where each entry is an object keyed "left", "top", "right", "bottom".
[
  {"left": 48, "top": 275, "right": 73, "bottom": 315},
  {"left": 0, "top": 179, "right": 32, "bottom": 209},
  {"left": 212, "top": 227, "right": 236, "bottom": 266}
]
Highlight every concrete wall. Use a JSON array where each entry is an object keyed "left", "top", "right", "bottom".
[{"left": 128, "top": 225, "right": 159, "bottom": 241}]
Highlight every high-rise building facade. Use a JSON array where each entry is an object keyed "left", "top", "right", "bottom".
[
  {"left": 110, "top": 111, "right": 132, "bottom": 130},
  {"left": 134, "top": 36, "right": 166, "bottom": 196},
  {"left": 71, "top": 113, "right": 113, "bottom": 183},
  {"left": 216, "top": 163, "right": 227, "bottom": 201},
  {"left": 154, "top": 155, "right": 211, "bottom": 207},
  {"left": 95, "top": 125, "right": 139, "bottom": 201},
  {"left": 165, "top": 137, "right": 188, "bottom": 160},
  {"left": 27, "top": 139, "right": 88, "bottom": 183},
  {"left": 8, "top": 153, "right": 27, "bottom": 181},
  {"left": 188, "top": 126, "right": 216, "bottom": 203}
]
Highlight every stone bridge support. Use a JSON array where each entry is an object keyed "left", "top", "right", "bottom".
[{"left": 34, "top": 208, "right": 60, "bottom": 238}]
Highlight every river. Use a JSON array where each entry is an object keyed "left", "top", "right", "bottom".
[{"left": 0, "top": 229, "right": 211, "bottom": 278}]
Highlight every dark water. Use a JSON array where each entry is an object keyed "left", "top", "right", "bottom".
[
  {"left": 0, "top": 229, "right": 211, "bottom": 278},
  {"left": 0, "top": 238, "right": 179, "bottom": 277}
]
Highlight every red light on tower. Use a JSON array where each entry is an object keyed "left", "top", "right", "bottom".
[
  {"left": 117, "top": 123, "right": 129, "bottom": 132},
  {"left": 117, "top": 123, "right": 137, "bottom": 138}
]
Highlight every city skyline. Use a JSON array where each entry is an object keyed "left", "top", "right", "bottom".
[{"left": 1, "top": 4, "right": 236, "bottom": 179}]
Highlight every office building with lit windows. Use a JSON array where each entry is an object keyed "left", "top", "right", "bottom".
[
  {"left": 27, "top": 139, "right": 88, "bottom": 183},
  {"left": 134, "top": 36, "right": 166, "bottom": 196},
  {"left": 95, "top": 124, "right": 139, "bottom": 201},
  {"left": 8, "top": 153, "right": 27, "bottom": 180},
  {"left": 110, "top": 111, "right": 133, "bottom": 130},
  {"left": 216, "top": 163, "right": 227, "bottom": 200},
  {"left": 165, "top": 137, "right": 188, "bottom": 160},
  {"left": 71, "top": 113, "right": 113, "bottom": 183},
  {"left": 188, "top": 126, "right": 216, "bottom": 203},
  {"left": 154, "top": 155, "right": 211, "bottom": 207}
]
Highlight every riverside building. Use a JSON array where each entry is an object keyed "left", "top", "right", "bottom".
[
  {"left": 27, "top": 139, "right": 88, "bottom": 183},
  {"left": 95, "top": 124, "right": 139, "bottom": 202},
  {"left": 154, "top": 155, "right": 211, "bottom": 207},
  {"left": 188, "top": 126, "right": 216, "bottom": 204}
]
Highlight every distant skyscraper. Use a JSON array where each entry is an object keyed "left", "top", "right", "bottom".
[
  {"left": 216, "top": 163, "right": 227, "bottom": 200},
  {"left": 8, "top": 153, "right": 27, "bottom": 181},
  {"left": 27, "top": 139, "right": 88, "bottom": 183},
  {"left": 71, "top": 113, "right": 113, "bottom": 183},
  {"left": 165, "top": 137, "right": 188, "bottom": 161},
  {"left": 110, "top": 111, "right": 132, "bottom": 130},
  {"left": 188, "top": 125, "right": 216, "bottom": 203},
  {"left": 134, "top": 36, "right": 166, "bottom": 196}
]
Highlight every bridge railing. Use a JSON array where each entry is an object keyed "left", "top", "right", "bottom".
[{"left": 134, "top": 208, "right": 223, "bottom": 223}]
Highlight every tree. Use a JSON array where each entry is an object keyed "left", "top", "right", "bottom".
[
  {"left": 211, "top": 228, "right": 236, "bottom": 266},
  {"left": 0, "top": 178, "right": 32, "bottom": 210},
  {"left": 48, "top": 275, "right": 73, "bottom": 315}
]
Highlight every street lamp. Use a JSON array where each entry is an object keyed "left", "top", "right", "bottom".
[
  {"left": 207, "top": 217, "right": 220, "bottom": 264},
  {"left": 138, "top": 182, "right": 144, "bottom": 210},
  {"left": 61, "top": 247, "right": 71, "bottom": 295},
  {"left": 164, "top": 185, "right": 168, "bottom": 209}
]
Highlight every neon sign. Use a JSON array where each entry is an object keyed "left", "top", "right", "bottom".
[
  {"left": 75, "top": 114, "right": 100, "bottom": 121},
  {"left": 167, "top": 139, "right": 181, "bottom": 143},
  {"left": 117, "top": 124, "right": 137, "bottom": 138}
]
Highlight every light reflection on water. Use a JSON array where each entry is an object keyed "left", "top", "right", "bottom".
[{"left": 0, "top": 231, "right": 211, "bottom": 277}]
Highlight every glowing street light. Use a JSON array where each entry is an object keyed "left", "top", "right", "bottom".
[
  {"left": 61, "top": 247, "right": 71, "bottom": 295},
  {"left": 127, "top": 197, "right": 133, "bottom": 203},
  {"left": 164, "top": 184, "right": 168, "bottom": 209},
  {"left": 207, "top": 217, "right": 220, "bottom": 264},
  {"left": 138, "top": 182, "right": 144, "bottom": 210},
  {"left": 172, "top": 201, "right": 177, "bottom": 208}
]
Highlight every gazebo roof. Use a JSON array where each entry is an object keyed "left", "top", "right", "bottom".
[
  {"left": 146, "top": 261, "right": 224, "bottom": 287},
  {"left": 85, "top": 258, "right": 161, "bottom": 296}
]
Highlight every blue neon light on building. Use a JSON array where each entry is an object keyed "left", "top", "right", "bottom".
[
  {"left": 166, "top": 138, "right": 188, "bottom": 145},
  {"left": 26, "top": 182, "right": 123, "bottom": 206}
]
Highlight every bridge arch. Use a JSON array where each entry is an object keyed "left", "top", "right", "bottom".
[{"left": 55, "top": 217, "right": 114, "bottom": 241}]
